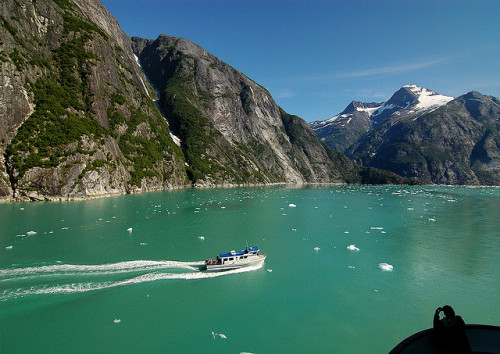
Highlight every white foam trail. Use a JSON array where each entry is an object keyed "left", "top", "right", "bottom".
[
  {"left": 0, "top": 261, "right": 263, "bottom": 301},
  {"left": 0, "top": 260, "right": 204, "bottom": 280}
]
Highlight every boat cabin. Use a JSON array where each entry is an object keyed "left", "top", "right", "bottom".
[{"left": 207, "top": 247, "right": 259, "bottom": 265}]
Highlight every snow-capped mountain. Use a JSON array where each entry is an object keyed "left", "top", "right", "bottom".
[
  {"left": 310, "top": 85, "right": 454, "bottom": 152},
  {"left": 347, "top": 90, "right": 500, "bottom": 185},
  {"left": 371, "top": 85, "right": 454, "bottom": 125}
]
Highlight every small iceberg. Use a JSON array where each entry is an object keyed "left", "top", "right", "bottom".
[
  {"left": 347, "top": 244, "right": 359, "bottom": 252},
  {"left": 211, "top": 331, "right": 228, "bottom": 339},
  {"left": 378, "top": 263, "right": 394, "bottom": 271}
]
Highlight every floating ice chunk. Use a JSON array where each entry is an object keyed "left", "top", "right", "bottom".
[
  {"left": 314, "top": 246, "right": 320, "bottom": 251},
  {"left": 212, "top": 331, "right": 228, "bottom": 339},
  {"left": 288, "top": 203, "right": 296, "bottom": 208},
  {"left": 198, "top": 236, "right": 205, "bottom": 240},
  {"left": 113, "top": 319, "right": 121, "bottom": 323},
  {"left": 127, "top": 228, "right": 133, "bottom": 233},
  {"left": 347, "top": 244, "right": 359, "bottom": 252},
  {"left": 5, "top": 245, "right": 13, "bottom": 250},
  {"left": 379, "top": 263, "right": 394, "bottom": 271},
  {"left": 27, "top": 231, "right": 37, "bottom": 236}
]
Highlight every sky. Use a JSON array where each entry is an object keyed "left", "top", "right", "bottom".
[{"left": 100, "top": 0, "right": 500, "bottom": 122}]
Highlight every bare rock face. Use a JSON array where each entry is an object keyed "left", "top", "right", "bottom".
[
  {"left": 1, "top": 0, "right": 187, "bottom": 200},
  {"left": 132, "top": 35, "right": 364, "bottom": 186}
]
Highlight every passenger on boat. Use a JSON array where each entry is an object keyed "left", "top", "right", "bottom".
[{"left": 433, "top": 305, "right": 471, "bottom": 353}]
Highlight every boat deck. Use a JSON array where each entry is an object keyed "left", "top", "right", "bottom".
[{"left": 390, "top": 324, "right": 500, "bottom": 353}]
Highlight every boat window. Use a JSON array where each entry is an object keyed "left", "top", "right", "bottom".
[{"left": 229, "top": 257, "right": 234, "bottom": 261}]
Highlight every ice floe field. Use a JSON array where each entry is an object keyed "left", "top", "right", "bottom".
[{"left": 1, "top": 185, "right": 499, "bottom": 353}]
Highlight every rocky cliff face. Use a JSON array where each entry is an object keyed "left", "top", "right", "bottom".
[
  {"left": 132, "top": 35, "right": 377, "bottom": 186},
  {"left": 1, "top": 0, "right": 186, "bottom": 200},
  {"left": 0, "top": 0, "right": 409, "bottom": 201}
]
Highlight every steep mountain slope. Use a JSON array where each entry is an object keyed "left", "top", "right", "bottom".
[
  {"left": 348, "top": 91, "right": 500, "bottom": 185},
  {"left": 1, "top": 0, "right": 186, "bottom": 200},
  {"left": 0, "top": 0, "right": 410, "bottom": 201},
  {"left": 132, "top": 35, "right": 399, "bottom": 186}
]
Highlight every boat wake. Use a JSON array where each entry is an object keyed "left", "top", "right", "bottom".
[{"left": 0, "top": 260, "right": 263, "bottom": 301}]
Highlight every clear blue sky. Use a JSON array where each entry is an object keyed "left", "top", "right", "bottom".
[{"left": 100, "top": 0, "right": 500, "bottom": 122}]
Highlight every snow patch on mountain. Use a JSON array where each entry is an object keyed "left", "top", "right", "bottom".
[
  {"left": 404, "top": 85, "right": 454, "bottom": 112},
  {"left": 357, "top": 106, "right": 380, "bottom": 115}
]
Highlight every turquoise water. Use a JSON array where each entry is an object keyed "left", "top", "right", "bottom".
[{"left": 1, "top": 185, "right": 499, "bottom": 353}]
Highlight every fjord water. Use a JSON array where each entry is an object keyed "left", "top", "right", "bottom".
[{"left": 1, "top": 186, "right": 499, "bottom": 353}]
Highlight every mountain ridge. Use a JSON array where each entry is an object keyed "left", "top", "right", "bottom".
[{"left": 311, "top": 85, "right": 500, "bottom": 185}]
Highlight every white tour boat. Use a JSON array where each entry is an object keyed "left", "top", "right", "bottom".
[{"left": 205, "top": 246, "right": 267, "bottom": 271}]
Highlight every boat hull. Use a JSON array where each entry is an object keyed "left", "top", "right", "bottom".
[{"left": 205, "top": 254, "right": 267, "bottom": 272}]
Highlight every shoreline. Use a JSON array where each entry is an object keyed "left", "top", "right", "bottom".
[{"left": 1, "top": 182, "right": 499, "bottom": 203}]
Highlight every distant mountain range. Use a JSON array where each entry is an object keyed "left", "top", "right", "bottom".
[{"left": 311, "top": 85, "right": 500, "bottom": 185}]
